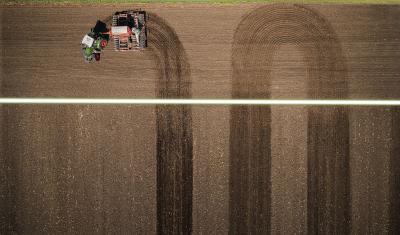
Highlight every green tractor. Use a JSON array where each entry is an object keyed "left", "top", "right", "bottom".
[
  {"left": 81, "top": 10, "right": 148, "bottom": 62},
  {"left": 81, "top": 20, "right": 110, "bottom": 62}
]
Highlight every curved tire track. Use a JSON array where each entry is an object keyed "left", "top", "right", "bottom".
[
  {"left": 230, "top": 4, "right": 349, "bottom": 234},
  {"left": 147, "top": 13, "right": 193, "bottom": 235},
  {"left": 103, "top": 12, "right": 193, "bottom": 234}
]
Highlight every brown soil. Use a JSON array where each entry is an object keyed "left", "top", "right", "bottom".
[{"left": 1, "top": 4, "right": 400, "bottom": 234}]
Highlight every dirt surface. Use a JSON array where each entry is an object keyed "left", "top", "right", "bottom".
[
  {"left": 147, "top": 13, "right": 193, "bottom": 234},
  {"left": 1, "top": 3, "right": 400, "bottom": 235},
  {"left": 230, "top": 5, "right": 349, "bottom": 234}
]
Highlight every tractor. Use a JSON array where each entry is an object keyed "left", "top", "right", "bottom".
[{"left": 81, "top": 10, "right": 148, "bottom": 62}]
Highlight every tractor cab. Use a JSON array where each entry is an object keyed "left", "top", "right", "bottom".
[{"left": 81, "top": 20, "right": 110, "bottom": 62}]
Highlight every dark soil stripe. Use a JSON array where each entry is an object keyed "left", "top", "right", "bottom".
[
  {"left": 390, "top": 108, "right": 400, "bottom": 234},
  {"left": 1, "top": 107, "right": 18, "bottom": 233},
  {"left": 147, "top": 13, "right": 193, "bottom": 235},
  {"left": 230, "top": 4, "right": 350, "bottom": 234},
  {"left": 307, "top": 107, "right": 350, "bottom": 235},
  {"left": 103, "top": 12, "right": 193, "bottom": 234}
]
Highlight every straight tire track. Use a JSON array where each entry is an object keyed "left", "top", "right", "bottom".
[{"left": 390, "top": 108, "right": 400, "bottom": 234}]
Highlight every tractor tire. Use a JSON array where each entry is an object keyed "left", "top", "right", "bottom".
[{"left": 94, "top": 53, "right": 100, "bottom": 61}]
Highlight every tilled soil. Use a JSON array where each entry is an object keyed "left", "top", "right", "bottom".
[{"left": 1, "top": 4, "right": 400, "bottom": 234}]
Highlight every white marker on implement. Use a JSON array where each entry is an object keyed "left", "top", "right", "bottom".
[{"left": 0, "top": 98, "right": 400, "bottom": 106}]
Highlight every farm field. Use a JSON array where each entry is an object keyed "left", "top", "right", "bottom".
[{"left": 1, "top": 4, "right": 400, "bottom": 234}]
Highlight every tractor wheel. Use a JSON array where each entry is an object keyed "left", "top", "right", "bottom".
[
  {"left": 101, "top": 40, "right": 108, "bottom": 48},
  {"left": 94, "top": 53, "right": 100, "bottom": 61}
]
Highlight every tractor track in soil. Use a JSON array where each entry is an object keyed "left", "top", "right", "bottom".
[
  {"left": 390, "top": 108, "right": 400, "bottom": 234},
  {"left": 147, "top": 12, "right": 193, "bottom": 235},
  {"left": 105, "top": 11, "right": 194, "bottom": 234},
  {"left": 1, "top": 4, "right": 400, "bottom": 234},
  {"left": 230, "top": 5, "right": 350, "bottom": 234}
]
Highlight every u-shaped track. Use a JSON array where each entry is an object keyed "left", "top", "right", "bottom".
[{"left": 230, "top": 5, "right": 350, "bottom": 234}]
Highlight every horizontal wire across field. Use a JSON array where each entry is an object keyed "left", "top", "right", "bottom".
[{"left": 1, "top": 98, "right": 400, "bottom": 105}]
